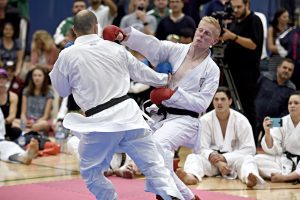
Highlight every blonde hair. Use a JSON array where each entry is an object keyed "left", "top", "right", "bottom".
[
  {"left": 200, "top": 16, "right": 221, "bottom": 38},
  {"left": 31, "top": 30, "right": 54, "bottom": 52}
]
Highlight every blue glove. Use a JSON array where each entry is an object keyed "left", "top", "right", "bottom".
[
  {"left": 156, "top": 61, "right": 173, "bottom": 74},
  {"left": 64, "top": 41, "right": 74, "bottom": 48}
]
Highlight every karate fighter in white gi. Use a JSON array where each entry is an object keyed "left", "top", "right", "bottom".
[
  {"left": 49, "top": 10, "right": 184, "bottom": 200},
  {"left": 0, "top": 109, "right": 38, "bottom": 165},
  {"left": 176, "top": 87, "right": 265, "bottom": 187},
  {"left": 255, "top": 91, "right": 300, "bottom": 180},
  {"left": 103, "top": 16, "right": 221, "bottom": 200}
]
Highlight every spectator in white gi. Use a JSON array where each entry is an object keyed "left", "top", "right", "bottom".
[
  {"left": 50, "top": 10, "right": 184, "bottom": 200},
  {"left": 176, "top": 87, "right": 265, "bottom": 188},
  {"left": 255, "top": 91, "right": 300, "bottom": 180}
]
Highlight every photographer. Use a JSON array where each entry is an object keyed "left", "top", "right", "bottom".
[
  {"left": 255, "top": 91, "right": 300, "bottom": 180},
  {"left": 220, "top": 0, "right": 263, "bottom": 132},
  {"left": 120, "top": 0, "right": 157, "bottom": 35}
]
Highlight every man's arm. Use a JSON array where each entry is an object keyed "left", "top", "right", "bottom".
[
  {"left": 124, "top": 48, "right": 169, "bottom": 87},
  {"left": 221, "top": 28, "right": 257, "bottom": 50},
  {"left": 122, "top": 27, "right": 173, "bottom": 66},
  {"left": 49, "top": 53, "right": 72, "bottom": 98}
]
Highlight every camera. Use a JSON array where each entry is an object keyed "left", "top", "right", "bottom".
[{"left": 211, "top": 2, "right": 234, "bottom": 35}]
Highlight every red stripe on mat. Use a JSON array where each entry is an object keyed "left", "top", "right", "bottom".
[{"left": 0, "top": 177, "right": 255, "bottom": 200}]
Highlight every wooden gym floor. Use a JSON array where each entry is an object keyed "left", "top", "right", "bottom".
[{"left": 0, "top": 146, "right": 300, "bottom": 200}]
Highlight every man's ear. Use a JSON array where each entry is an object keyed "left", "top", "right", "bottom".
[
  {"left": 94, "top": 23, "right": 99, "bottom": 35},
  {"left": 212, "top": 38, "right": 219, "bottom": 46},
  {"left": 72, "top": 26, "right": 78, "bottom": 37}
]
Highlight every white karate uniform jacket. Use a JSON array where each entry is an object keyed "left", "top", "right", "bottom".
[
  {"left": 122, "top": 27, "right": 220, "bottom": 154},
  {"left": 255, "top": 114, "right": 300, "bottom": 177},
  {"left": 50, "top": 34, "right": 168, "bottom": 133},
  {"left": 184, "top": 109, "right": 264, "bottom": 184}
]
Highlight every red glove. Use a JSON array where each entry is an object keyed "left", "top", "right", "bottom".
[
  {"left": 150, "top": 88, "right": 174, "bottom": 105},
  {"left": 102, "top": 25, "right": 124, "bottom": 42}
]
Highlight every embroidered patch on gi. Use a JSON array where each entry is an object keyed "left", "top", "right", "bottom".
[{"left": 199, "top": 77, "right": 205, "bottom": 90}]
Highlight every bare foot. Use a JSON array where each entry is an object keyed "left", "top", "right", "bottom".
[
  {"left": 21, "top": 138, "right": 39, "bottom": 165},
  {"left": 176, "top": 168, "right": 199, "bottom": 185},
  {"left": 246, "top": 173, "right": 258, "bottom": 188},
  {"left": 114, "top": 165, "right": 134, "bottom": 179}
]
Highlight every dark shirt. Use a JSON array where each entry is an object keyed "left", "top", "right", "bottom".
[
  {"left": 204, "top": 0, "right": 225, "bottom": 16},
  {"left": 0, "top": 4, "right": 21, "bottom": 39},
  {"left": 155, "top": 15, "right": 196, "bottom": 40},
  {"left": 224, "top": 12, "right": 263, "bottom": 75},
  {"left": 279, "top": 27, "right": 300, "bottom": 89},
  {"left": 255, "top": 72, "right": 296, "bottom": 123},
  {"left": 0, "top": 38, "right": 21, "bottom": 67}
]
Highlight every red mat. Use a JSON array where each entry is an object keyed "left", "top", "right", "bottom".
[{"left": 0, "top": 177, "right": 255, "bottom": 200}]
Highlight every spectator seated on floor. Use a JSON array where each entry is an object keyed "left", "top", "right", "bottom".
[
  {"left": 0, "top": 68, "right": 22, "bottom": 141},
  {"left": 176, "top": 87, "right": 264, "bottom": 188},
  {"left": 15, "top": 66, "right": 54, "bottom": 135},
  {"left": 255, "top": 91, "right": 300, "bottom": 180}
]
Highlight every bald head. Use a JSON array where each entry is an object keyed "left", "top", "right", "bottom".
[{"left": 73, "top": 10, "right": 98, "bottom": 36}]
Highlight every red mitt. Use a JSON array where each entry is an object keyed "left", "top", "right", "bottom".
[
  {"left": 102, "top": 25, "right": 124, "bottom": 42},
  {"left": 150, "top": 88, "right": 174, "bottom": 105}
]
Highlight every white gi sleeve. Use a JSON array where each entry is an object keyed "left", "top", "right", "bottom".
[
  {"left": 261, "top": 127, "right": 284, "bottom": 155},
  {"left": 49, "top": 53, "right": 72, "bottom": 98},
  {"left": 122, "top": 27, "right": 182, "bottom": 66},
  {"left": 124, "top": 48, "right": 168, "bottom": 87}
]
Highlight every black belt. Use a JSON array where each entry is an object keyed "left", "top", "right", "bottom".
[
  {"left": 85, "top": 95, "right": 130, "bottom": 117},
  {"left": 284, "top": 151, "right": 300, "bottom": 171},
  {"left": 217, "top": 150, "right": 227, "bottom": 154},
  {"left": 158, "top": 105, "right": 199, "bottom": 119},
  {"left": 284, "top": 151, "right": 300, "bottom": 185},
  {"left": 119, "top": 153, "right": 127, "bottom": 167}
]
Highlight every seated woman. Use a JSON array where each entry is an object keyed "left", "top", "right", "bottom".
[
  {"left": 30, "top": 30, "right": 59, "bottom": 72},
  {"left": 0, "top": 22, "right": 24, "bottom": 76},
  {"left": 255, "top": 91, "right": 300, "bottom": 181},
  {"left": 0, "top": 68, "right": 21, "bottom": 141},
  {"left": 18, "top": 66, "right": 54, "bottom": 134}
]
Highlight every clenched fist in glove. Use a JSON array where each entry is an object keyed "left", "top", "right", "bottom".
[
  {"left": 102, "top": 25, "right": 125, "bottom": 42},
  {"left": 156, "top": 61, "right": 173, "bottom": 74},
  {"left": 150, "top": 87, "right": 174, "bottom": 105}
]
